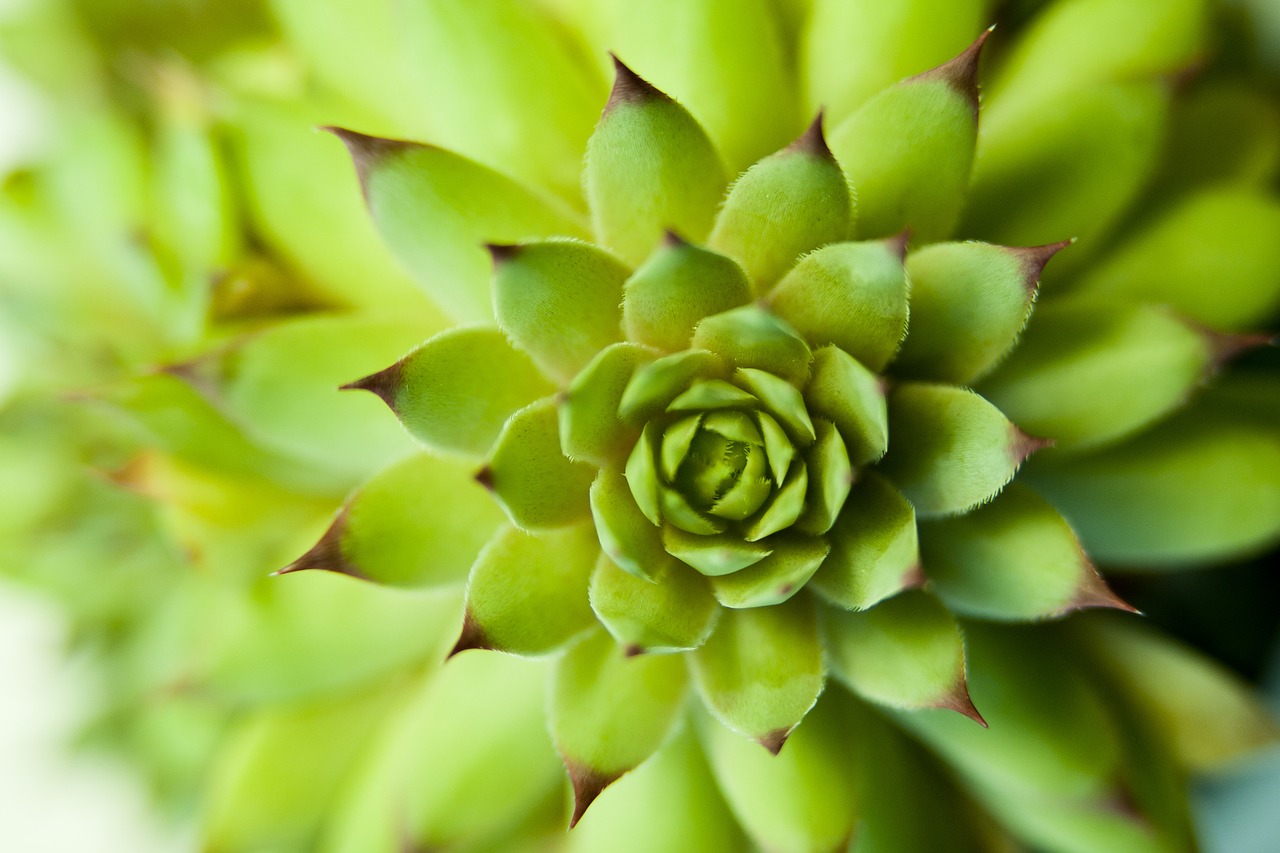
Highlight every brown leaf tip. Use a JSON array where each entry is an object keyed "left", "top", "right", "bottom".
[
  {"left": 623, "top": 643, "right": 645, "bottom": 658},
  {"left": 485, "top": 242, "right": 523, "bottom": 266},
  {"left": 1066, "top": 569, "right": 1141, "bottom": 616},
  {"left": 1011, "top": 428, "right": 1054, "bottom": 464},
  {"left": 757, "top": 727, "right": 792, "bottom": 756},
  {"left": 340, "top": 361, "right": 403, "bottom": 409},
  {"left": 884, "top": 229, "right": 912, "bottom": 264},
  {"left": 273, "top": 511, "right": 368, "bottom": 580},
  {"left": 567, "top": 763, "right": 623, "bottom": 828},
  {"left": 914, "top": 25, "right": 994, "bottom": 114},
  {"left": 1203, "top": 329, "right": 1277, "bottom": 370},
  {"left": 1009, "top": 238, "right": 1075, "bottom": 293},
  {"left": 448, "top": 608, "right": 495, "bottom": 659},
  {"left": 321, "top": 126, "right": 415, "bottom": 183},
  {"left": 900, "top": 562, "right": 927, "bottom": 590},
  {"left": 606, "top": 54, "right": 666, "bottom": 113},
  {"left": 474, "top": 465, "right": 496, "bottom": 491},
  {"left": 786, "top": 111, "right": 835, "bottom": 161},
  {"left": 935, "top": 679, "right": 988, "bottom": 728}
]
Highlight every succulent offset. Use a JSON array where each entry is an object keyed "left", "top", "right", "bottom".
[{"left": 3, "top": 0, "right": 1280, "bottom": 851}]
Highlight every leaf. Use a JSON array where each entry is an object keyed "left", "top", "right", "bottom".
[
  {"left": 879, "top": 383, "right": 1041, "bottom": 517},
  {"left": 345, "top": 325, "right": 554, "bottom": 458},
  {"left": 802, "top": 345, "right": 888, "bottom": 465},
  {"left": 692, "top": 305, "right": 813, "bottom": 386},
  {"left": 690, "top": 596, "right": 824, "bottom": 746},
  {"left": 551, "top": 630, "right": 690, "bottom": 826},
  {"left": 491, "top": 239, "right": 629, "bottom": 384},
  {"left": 589, "top": 552, "right": 720, "bottom": 654},
  {"left": 662, "top": 526, "right": 773, "bottom": 577},
  {"left": 560, "top": 342, "right": 658, "bottom": 466},
  {"left": 709, "top": 115, "right": 855, "bottom": 291},
  {"left": 328, "top": 129, "right": 587, "bottom": 322},
  {"left": 920, "top": 484, "right": 1133, "bottom": 621},
  {"left": 823, "top": 591, "right": 976, "bottom": 718},
  {"left": 458, "top": 523, "right": 598, "bottom": 656},
  {"left": 896, "top": 241, "right": 1065, "bottom": 384},
  {"left": 809, "top": 472, "right": 921, "bottom": 611},
  {"left": 280, "top": 452, "right": 505, "bottom": 588},
  {"left": 1076, "top": 188, "right": 1280, "bottom": 330},
  {"left": 978, "top": 300, "right": 1217, "bottom": 452},
  {"left": 828, "top": 31, "right": 987, "bottom": 241},
  {"left": 622, "top": 235, "right": 752, "bottom": 351},
  {"left": 585, "top": 57, "right": 727, "bottom": 266},
  {"left": 618, "top": 349, "right": 728, "bottom": 425},
  {"left": 589, "top": 467, "right": 666, "bottom": 581},
  {"left": 795, "top": 418, "right": 854, "bottom": 535},
  {"left": 768, "top": 238, "right": 909, "bottom": 372},
  {"left": 709, "top": 536, "right": 830, "bottom": 609},
  {"left": 483, "top": 398, "right": 595, "bottom": 530}
]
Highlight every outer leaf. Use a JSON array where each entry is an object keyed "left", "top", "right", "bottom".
[
  {"left": 698, "top": 692, "right": 860, "bottom": 853},
  {"left": 281, "top": 453, "right": 505, "bottom": 588},
  {"left": 622, "top": 235, "right": 751, "bottom": 351},
  {"left": 802, "top": 345, "right": 888, "bottom": 465},
  {"left": 1027, "top": 405, "right": 1280, "bottom": 568},
  {"left": 709, "top": 116, "right": 855, "bottom": 292},
  {"left": 567, "top": 726, "right": 746, "bottom": 853},
  {"left": 484, "top": 398, "right": 595, "bottom": 530},
  {"left": 561, "top": 343, "right": 657, "bottom": 466},
  {"left": 802, "top": 0, "right": 990, "bottom": 122},
  {"left": 768, "top": 238, "right": 909, "bottom": 373},
  {"left": 920, "top": 484, "right": 1131, "bottom": 621},
  {"left": 979, "top": 301, "right": 1217, "bottom": 451},
  {"left": 879, "top": 383, "right": 1041, "bottom": 517},
  {"left": 828, "top": 32, "right": 986, "bottom": 241},
  {"left": 1076, "top": 189, "right": 1280, "bottom": 330},
  {"left": 690, "top": 596, "right": 824, "bottom": 747},
  {"left": 896, "top": 241, "right": 1064, "bottom": 384},
  {"left": 692, "top": 305, "right": 813, "bottom": 386},
  {"left": 328, "top": 129, "right": 587, "bottom": 322},
  {"left": 491, "top": 239, "right": 628, "bottom": 384},
  {"left": 585, "top": 58, "right": 727, "bottom": 266},
  {"left": 346, "top": 325, "right": 554, "bottom": 458},
  {"left": 810, "top": 472, "right": 920, "bottom": 611},
  {"left": 458, "top": 523, "right": 598, "bottom": 656},
  {"left": 589, "top": 553, "right": 720, "bottom": 654},
  {"left": 823, "top": 591, "right": 974, "bottom": 716},
  {"left": 551, "top": 630, "right": 690, "bottom": 826}
]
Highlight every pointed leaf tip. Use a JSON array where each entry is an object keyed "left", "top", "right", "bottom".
[
  {"left": 900, "top": 563, "right": 927, "bottom": 590},
  {"left": 275, "top": 513, "right": 368, "bottom": 580},
  {"left": 757, "top": 728, "right": 792, "bottom": 756},
  {"left": 320, "top": 126, "right": 411, "bottom": 180},
  {"left": 474, "top": 466, "right": 495, "bottom": 491},
  {"left": 606, "top": 54, "right": 665, "bottom": 112},
  {"left": 339, "top": 362, "right": 402, "bottom": 408},
  {"left": 1012, "top": 429, "right": 1055, "bottom": 464},
  {"left": 448, "top": 609, "right": 495, "bottom": 659},
  {"left": 661, "top": 228, "right": 688, "bottom": 248},
  {"left": 787, "top": 111, "right": 834, "bottom": 160},
  {"left": 1065, "top": 571, "right": 1141, "bottom": 616},
  {"left": 914, "top": 26, "right": 994, "bottom": 112},
  {"left": 1204, "top": 330, "right": 1277, "bottom": 369},
  {"left": 886, "top": 230, "right": 912, "bottom": 263},
  {"left": 1009, "top": 239, "right": 1075, "bottom": 290},
  {"left": 934, "top": 679, "right": 988, "bottom": 728},
  {"left": 485, "top": 242, "right": 523, "bottom": 266},
  {"left": 568, "top": 763, "right": 623, "bottom": 828}
]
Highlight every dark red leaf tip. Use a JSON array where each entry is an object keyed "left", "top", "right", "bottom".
[
  {"left": 1067, "top": 570, "right": 1142, "bottom": 616},
  {"left": 567, "top": 763, "right": 623, "bottom": 828},
  {"left": 447, "top": 608, "right": 495, "bottom": 659},
  {"left": 936, "top": 679, "right": 988, "bottom": 728},
  {"left": 1009, "top": 238, "right": 1076, "bottom": 293},
  {"left": 913, "top": 25, "right": 995, "bottom": 116},
  {"left": 786, "top": 111, "right": 835, "bottom": 161},
  {"left": 1011, "top": 429, "right": 1055, "bottom": 465},
  {"left": 757, "top": 727, "right": 792, "bottom": 756},
  {"left": 900, "top": 562, "right": 927, "bottom": 590},
  {"left": 605, "top": 54, "right": 666, "bottom": 113},
  {"left": 474, "top": 465, "right": 496, "bottom": 492},
  {"left": 485, "top": 242, "right": 524, "bottom": 266},
  {"left": 1203, "top": 330, "right": 1277, "bottom": 370},
  {"left": 321, "top": 126, "right": 415, "bottom": 185},
  {"left": 273, "top": 511, "right": 368, "bottom": 580},
  {"left": 884, "top": 229, "right": 912, "bottom": 263},
  {"left": 661, "top": 228, "right": 689, "bottom": 249},
  {"left": 340, "top": 361, "right": 403, "bottom": 410}
]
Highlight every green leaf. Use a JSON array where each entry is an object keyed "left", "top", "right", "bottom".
[
  {"left": 281, "top": 452, "right": 505, "bottom": 588},
  {"left": 823, "top": 591, "right": 975, "bottom": 717},
  {"left": 567, "top": 726, "right": 746, "bottom": 853},
  {"left": 802, "top": 0, "right": 991, "bottom": 123},
  {"left": 879, "top": 383, "right": 1039, "bottom": 517},
  {"left": 692, "top": 305, "right": 813, "bottom": 386},
  {"left": 795, "top": 419, "right": 854, "bottom": 535},
  {"left": 618, "top": 349, "right": 728, "bottom": 425},
  {"left": 1078, "top": 614, "right": 1279, "bottom": 771},
  {"left": 698, "top": 691, "right": 860, "bottom": 853},
  {"left": 1076, "top": 189, "right": 1280, "bottom": 330},
  {"left": 920, "top": 484, "right": 1132, "bottom": 621},
  {"left": 585, "top": 58, "right": 727, "bottom": 266},
  {"left": 491, "top": 239, "right": 629, "bottom": 384},
  {"left": 591, "top": 0, "right": 800, "bottom": 174},
  {"left": 484, "top": 398, "right": 595, "bottom": 530},
  {"left": 551, "top": 630, "right": 690, "bottom": 826},
  {"left": 623, "top": 422, "right": 664, "bottom": 526},
  {"left": 802, "top": 345, "right": 888, "bottom": 465},
  {"left": 622, "top": 235, "right": 751, "bottom": 351},
  {"left": 710, "top": 536, "right": 829, "bottom": 609},
  {"left": 663, "top": 526, "right": 773, "bottom": 577},
  {"left": 667, "top": 379, "right": 759, "bottom": 413},
  {"left": 1027, "top": 405, "right": 1280, "bottom": 569},
  {"left": 896, "top": 241, "right": 1064, "bottom": 384},
  {"left": 979, "top": 300, "right": 1215, "bottom": 452},
  {"left": 742, "top": 463, "right": 809, "bottom": 542},
  {"left": 346, "top": 326, "right": 554, "bottom": 458},
  {"left": 733, "top": 368, "right": 816, "bottom": 446},
  {"left": 828, "top": 32, "right": 987, "bottom": 241},
  {"left": 810, "top": 472, "right": 921, "bottom": 611},
  {"left": 590, "top": 467, "right": 666, "bottom": 581},
  {"left": 458, "top": 523, "right": 598, "bottom": 656},
  {"left": 328, "top": 129, "right": 587, "bottom": 322},
  {"left": 561, "top": 343, "right": 658, "bottom": 466},
  {"left": 589, "top": 552, "right": 720, "bottom": 654},
  {"left": 690, "top": 596, "right": 824, "bottom": 746},
  {"left": 768, "top": 239, "right": 909, "bottom": 372},
  {"left": 709, "top": 115, "right": 855, "bottom": 292},
  {"left": 963, "top": 81, "right": 1169, "bottom": 255}
]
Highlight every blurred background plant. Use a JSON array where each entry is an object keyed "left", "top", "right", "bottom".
[{"left": 0, "top": 0, "right": 1278, "bottom": 851}]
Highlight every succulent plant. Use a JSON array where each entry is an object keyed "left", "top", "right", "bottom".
[{"left": 4, "top": 0, "right": 1280, "bottom": 851}]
